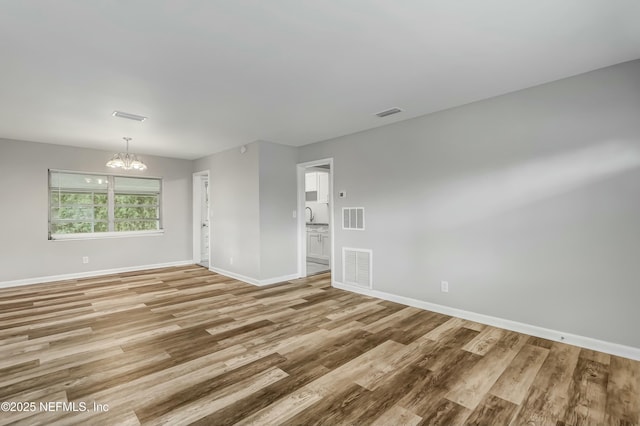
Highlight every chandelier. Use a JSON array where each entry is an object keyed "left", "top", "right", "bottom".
[{"left": 106, "top": 137, "right": 147, "bottom": 171}]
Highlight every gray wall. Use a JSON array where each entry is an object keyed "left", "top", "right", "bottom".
[
  {"left": 0, "top": 138, "right": 193, "bottom": 282},
  {"left": 258, "top": 141, "right": 298, "bottom": 279},
  {"left": 194, "top": 140, "right": 298, "bottom": 281},
  {"left": 298, "top": 59, "right": 640, "bottom": 348},
  {"left": 194, "top": 143, "right": 261, "bottom": 279}
]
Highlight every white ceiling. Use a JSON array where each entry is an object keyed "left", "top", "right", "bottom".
[{"left": 1, "top": 1, "right": 639, "bottom": 160}]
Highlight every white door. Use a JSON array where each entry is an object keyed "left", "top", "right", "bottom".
[{"left": 200, "top": 177, "right": 210, "bottom": 266}]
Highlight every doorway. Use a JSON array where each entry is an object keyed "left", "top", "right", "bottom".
[
  {"left": 193, "top": 171, "right": 210, "bottom": 267},
  {"left": 297, "top": 159, "right": 334, "bottom": 277}
]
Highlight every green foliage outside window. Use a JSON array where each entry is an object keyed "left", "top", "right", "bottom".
[
  {"left": 50, "top": 191, "right": 108, "bottom": 233},
  {"left": 50, "top": 222, "right": 94, "bottom": 234},
  {"left": 114, "top": 193, "right": 160, "bottom": 231},
  {"left": 114, "top": 206, "right": 158, "bottom": 219},
  {"left": 51, "top": 192, "right": 108, "bottom": 205},
  {"left": 114, "top": 194, "right": 157, "bottom": 205},
  {"left": 115, "top": 221, "right": 159, "bottom": 231}
]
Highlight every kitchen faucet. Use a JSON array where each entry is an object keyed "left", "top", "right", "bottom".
[{"left": 306, "top": 206, "right": 314, "bottom": 222}]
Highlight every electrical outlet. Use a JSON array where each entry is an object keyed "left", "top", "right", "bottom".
[
  {"left": 82, "top": 256, "right": 89, "bottom": 264},
  {"left": 440, "top": 281, "right": 449, "bottom": 293},
  {"left": 229, "top": 257, "right": 233, "bottom": 265},
  {"left": 292, "top": 210, "right": 297, "bottom": 218}
]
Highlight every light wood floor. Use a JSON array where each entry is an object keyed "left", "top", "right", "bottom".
[{"left": 0, "top": 266, "right": 638, "bottom": 425}]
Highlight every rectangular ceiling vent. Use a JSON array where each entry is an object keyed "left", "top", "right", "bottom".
[
  {"left": 343, "top": 207, "right": 365, "bottom": 230},
  {"left": 375, "top": 107, "right": 402, "bottom": 118},
  {"left": 343, "top": 248, "right": 372, "bottom": 289},
  {"left": 112, "top": 111, "right": 148, "bottom": 122}
]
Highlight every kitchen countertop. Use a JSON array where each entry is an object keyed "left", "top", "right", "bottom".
[{"left": 306, "top": 222, "right": 329, "bottom": 225}]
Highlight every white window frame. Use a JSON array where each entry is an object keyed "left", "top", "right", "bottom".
[{"left": 48, "top": 169, "right": 164, "bottom": 241}]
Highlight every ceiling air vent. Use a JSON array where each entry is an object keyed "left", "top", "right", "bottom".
[
  {"left": 112, "top": 111, "right": 148, "bottom": 122},
  {"left": 375, "top": 107, "right": 402, "bottom": 118}
]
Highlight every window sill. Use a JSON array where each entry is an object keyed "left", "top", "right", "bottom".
[{"left": 49, "top": 230, "right": 165, "bottom": 241}]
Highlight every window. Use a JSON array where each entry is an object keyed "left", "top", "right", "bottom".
[{"left": 49, "top": 170, "right": 162, "bottom": 240}]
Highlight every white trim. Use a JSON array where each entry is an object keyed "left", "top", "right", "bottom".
[
  {"left": 296, "top": 158, "right": 335, "bottom": 279},
  {"left": 0, "top": 260, "right": 194, "bottom": 289},
  {"left": 49, "top": 168, "right": 164, "bottom": 180},
  {"left": 296, "top": 158, "right": 334, "bottom": 169},
  {"left": 50, "top": 230, "right": 164, "bottom": 241},
  {"left": 209, "top": 267, "right": 299, "bottom": 287},
  {"left": 332, "top": 280, "right": 640, "bottom": 361},
  {"left": 297, "top": 166, "right": 307, "bottom": 277},
  {"left": 258, "top": 273, "right": 300, "bottom": 286}
]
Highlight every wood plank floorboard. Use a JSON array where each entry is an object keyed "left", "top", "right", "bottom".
[{"left": 0, "top": 265, "right": 638, "bottom": 425}]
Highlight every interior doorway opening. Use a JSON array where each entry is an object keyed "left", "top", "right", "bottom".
[
  {"left": 193, "top": 171, "right": 210, "bottom": 268},
  {"left": 297, "top": 159, "right": 334, "bottom": 278}
]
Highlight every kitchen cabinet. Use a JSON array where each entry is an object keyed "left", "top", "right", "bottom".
[
  {"left": 307, "top": 232, "right": 323, "bottom": 258},
  {"left": 305, "top": 172, "right": 317, "bottom": 192},
  {"left": 307, "top": 228, "right": 330, "bottom": 261},
  {"left": 305, "top": 171, "right": 329, "bottom": 203}
]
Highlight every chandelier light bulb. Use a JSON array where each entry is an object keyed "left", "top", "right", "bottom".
[{"left": 106, "top": 137, "right": 147, "bottom": 171}]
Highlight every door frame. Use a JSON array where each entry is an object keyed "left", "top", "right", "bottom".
[
  {"left": 192, "top": 170, "right": 210, "bottom": 267},
  {"left": 297, "top": 158, "right": 334, "bottom": 278}
]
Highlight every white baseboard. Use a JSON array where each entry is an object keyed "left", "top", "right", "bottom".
[
  {"left": 0, "top": 260, "right": 196, "bottom": 289},
  {"left": 209, "top": 267, "right": 299, "bottom": 287},
  {"left": 333, "top": 280, "right": 640, "bottom": 361},
  {"left": 259, "top": 273, "right": 300, "bottom": 286}
]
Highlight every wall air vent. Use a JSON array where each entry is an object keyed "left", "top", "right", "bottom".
[
  {"left": 343, "top": 207, "right": 365, "bottom": 230},
  {"left": 375, "top": 107, "right": 402, "bottom": 118},
  {"left": 112, "top": 111, "right": 148, "bottom": 122},
  {"left": 343, "top": 248, "right": 372, "bottom": 289}
]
